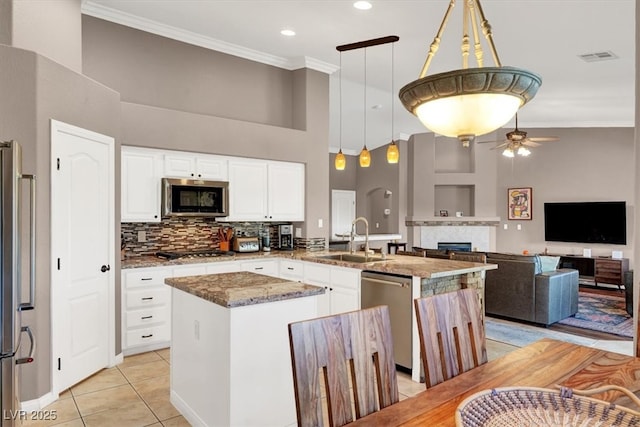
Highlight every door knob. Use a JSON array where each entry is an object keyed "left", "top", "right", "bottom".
[{"left": 100, "top": 264, "right": 111, "bottom": 273}]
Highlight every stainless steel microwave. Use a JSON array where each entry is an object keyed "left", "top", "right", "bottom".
[{"left": 162, "top": 178, "right": 229, "bottom": 217}]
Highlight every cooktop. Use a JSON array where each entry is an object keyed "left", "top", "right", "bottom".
[{"left": 156, "top": 249, "right": 236, "bottom": 260}]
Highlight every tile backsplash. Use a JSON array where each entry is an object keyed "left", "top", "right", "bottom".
[{"left": 122, "top": 218, "right": 280, "bottom": 257}]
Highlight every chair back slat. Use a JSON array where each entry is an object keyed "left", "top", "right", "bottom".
[
  {"left": 449, "top": 252, "right": 487, "bottom": 263},
  {"left": 396, "top": 250, "right": 425, "bottom": 257},
  {"left": 414, "top": 288, "right": 487, "bottom": 388},
  {"left": 289, "top": 306, "right": 399, "bottom": 427}
]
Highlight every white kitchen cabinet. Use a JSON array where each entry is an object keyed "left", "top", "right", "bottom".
[
  {"left": 121, "top": 146, "right": 162, "bottom": 223},
  {"left": 171, "top": 264, "right": 208, "bottom": 277},
  {"left": 206, "top": 261, "right": 240, "bottom": 274},
  {"left": 240, "top": 259, "right": 279, "bottom": 277},
  {"left": 279, "top": 259, "right": 304, "bottom": 282},
  {"left": 227, "top": 159, "right": 269, "bottom": 221},
  {"left": 267, "top": 161, "right": 305, "bottom": 221},
  {"left": 164, "top": 152, "right": 228, "bottom": 180},
  {"left": 303, "top": 262, "right": 359, "bottom": 316},
  {"left": 227, "top": 159, "right": 305, "bottom": 221},
  {"left": 122, "top": 267, "right": 172, "bottom": 355}
]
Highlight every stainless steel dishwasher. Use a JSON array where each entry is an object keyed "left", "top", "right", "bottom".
[{"left": 360, "top": 271, "right": 412, "bottom": 371}]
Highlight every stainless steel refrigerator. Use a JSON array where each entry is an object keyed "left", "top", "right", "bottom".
[{"left": 0, "top": 141, "right": 35, "bottom": 426}]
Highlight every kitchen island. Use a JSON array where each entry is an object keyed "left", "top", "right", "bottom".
[{"left": 165, "top": 271, "right": 323, "bottom": 427}]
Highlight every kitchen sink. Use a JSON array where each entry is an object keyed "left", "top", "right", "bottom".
[{"left": 316, "top": 254, "right": 386, "bottom": 263}]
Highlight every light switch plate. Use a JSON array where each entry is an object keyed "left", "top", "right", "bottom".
[{"left": 137, "top": 230, "right": 147, "bottom": 242}]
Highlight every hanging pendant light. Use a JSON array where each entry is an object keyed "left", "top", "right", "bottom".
[
  {"left": 386, "top": 41, "right": 399, "bottom": 164},
  {"left": 359, "top": 146, "right": 371, "bottom": 167},
  {"left": 359, "top": 47, "right": 371, "bottom": 168},
  {"left": 336, "top": 36, "right": 399, "bottom": 168},
  {"left": 399, "top": 0, "right": 541, "bottom": 146},
  {"left": 335, "top": 51, "right": 346, "bottom": 170}
]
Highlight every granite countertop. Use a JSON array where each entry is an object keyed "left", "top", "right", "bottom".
[
  {"left": 165, "top": 271, "right": 324, "bottom": 308},
  {"left": 123, "top": 249, "right": 496, "bottom": 279}
]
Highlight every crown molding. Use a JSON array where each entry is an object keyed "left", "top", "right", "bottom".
[
  {"left": 329, "top": 147, "right": 360, "bottom": 156},
  {"left": 82, "top": 1, "right": 337, "bottom": 74}
]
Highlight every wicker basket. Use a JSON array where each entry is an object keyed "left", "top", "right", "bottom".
[{"left": 456, "top": 385, "right": 640, "bottom": 426}]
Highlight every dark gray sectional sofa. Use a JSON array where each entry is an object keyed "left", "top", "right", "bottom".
[{"left": 483, "top": 252, "right": 579, "bottom": 326}]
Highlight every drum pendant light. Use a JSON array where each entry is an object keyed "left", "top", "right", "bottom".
[{"left": 398, "top": 0, "right": 542, "bottom": 146}]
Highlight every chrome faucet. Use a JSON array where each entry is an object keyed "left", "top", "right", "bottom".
[{"left": 350, "top": 217, "right": 369, "bottom": 257}]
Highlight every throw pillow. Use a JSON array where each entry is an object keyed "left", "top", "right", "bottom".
[
  {"left": 539, "top": 255, "right": 561, "bottom": 272},
  {"left": 533, "top": 254, "right": 543, "bottom": 274}
]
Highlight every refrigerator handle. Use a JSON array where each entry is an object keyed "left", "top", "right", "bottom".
[
  {"left": 19, "top": 174, "right": 35, "bottom": 311},
  {"left": 16, "top": 326, "right": 35, "bottom": 364}
]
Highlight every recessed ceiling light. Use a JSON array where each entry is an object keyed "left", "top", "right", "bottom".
[
  {"left": 354, "top": 1, "right": 372, "bottom": 11},
  {"left": 280, "top": 29, "right": 296, "bottom": 37}
]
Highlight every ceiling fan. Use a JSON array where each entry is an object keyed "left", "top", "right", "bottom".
[{"left": 478, "top": 113, "right": 559, "bottom": 157}]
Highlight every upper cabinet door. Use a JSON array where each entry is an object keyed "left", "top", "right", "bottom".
[
  {"left": 121, "top": 147, "right": 162, "bottom": 222},
  {"left": 227, "top": 159, "right": 269, "bottom": 221},
  {"left": 164, "top": 153, "right": 228, "bottom": 180},
  {"left": 195, "top": 156, "right": 228, "bottom": 180},
  {"left": 268, "top": 161, "right": 305, "bottom": 221},
  {"left": 164, "top": 154, "right": 195, "bottom": 178}
]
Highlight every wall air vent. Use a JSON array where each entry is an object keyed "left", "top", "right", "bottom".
[{"left": 578, "top": 51, "right": 618, "bottom": 62}]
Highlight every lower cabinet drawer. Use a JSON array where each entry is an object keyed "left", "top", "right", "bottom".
[
  {"left": 125, "top": 306, "right": 169, "bottom": 328},
  {"left": 126, "top": 287, "right": 170, "bottom": 309},
  {"left": 125, "top": 325, "right": 170, "bottom": 348}
]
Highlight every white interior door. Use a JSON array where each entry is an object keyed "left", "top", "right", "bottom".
[
  {"left": 51, "top": 120, "right": 115, "bottom": 394},
  {"left": 331, "top": 190, "right": 356, "bottom": 238}
]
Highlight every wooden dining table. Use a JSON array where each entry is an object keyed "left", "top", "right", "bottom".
[{"left": 350, "top": 338, "right": 640, "bottom": 426}]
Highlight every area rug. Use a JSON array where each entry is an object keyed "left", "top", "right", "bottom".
[{"left": 557, "top": 291, "right": 633, "bottom": 338}]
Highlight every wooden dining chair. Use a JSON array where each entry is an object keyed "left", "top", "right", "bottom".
[
  {"left": 414, "top": 288, "right": 487, "bottom": 388},
  {"left": 288, "top": 306, "right": 399, "bottom": 427},
  {"left": 396, "top": 249, "right": 425, "bottom": 257},
  {"left": 449, "top": 252, "right": 487, "bottom": 263}
]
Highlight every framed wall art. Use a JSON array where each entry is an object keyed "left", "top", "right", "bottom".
[{"left": 508, "top": 187, "right": 532, "bottom": 220}]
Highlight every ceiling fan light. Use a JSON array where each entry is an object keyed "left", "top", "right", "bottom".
[
  {"left": 335, "top": 149, "right": 346, "bottom": 170},
  {"left": 359, "top": 146, "right": 371, "bottom": 167},
  {"left": 517, "top": 146, "right": 531, "bottom": 156},
  {"left": 386, "top": 141, "right": 399, "bottom": 163},
  {"left": 502, "top": 147, "right": 515, "bottom": 158}
]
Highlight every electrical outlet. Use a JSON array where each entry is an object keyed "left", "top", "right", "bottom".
[
  {"left": 137, "top": 230, "right": 147, "bottom": 242},
  {"left": 503, "top": 224, "right": 508, "bottom": 230},
  {"left": 318, "top": 219, "right": 323, "bottom": 228},
  {"left": 517, "top": 224, "right": 522, "bottom": 230},
  {"left": 295, "top": 227, "right": 302, "bottom": 238}
]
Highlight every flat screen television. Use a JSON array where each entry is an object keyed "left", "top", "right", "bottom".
[{"left": 543, "top": 201, "right": 627, "bottom": 245}]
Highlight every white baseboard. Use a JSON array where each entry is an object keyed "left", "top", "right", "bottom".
[
  {"left": 123, "top": 341, "right": 170, "bottom": 356},
  {"left": 108, "top": 352, "right": 124, "bottom": 367},
  {"left": 170, "top": 390, "right": 205, "bottom": 427},
  {"left": 21, "top": 391, "right": 57, "bottom": 412}
]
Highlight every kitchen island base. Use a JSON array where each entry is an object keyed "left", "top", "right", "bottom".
[{"left": 170, "top": 286, "right": 318, "bottom": 427}]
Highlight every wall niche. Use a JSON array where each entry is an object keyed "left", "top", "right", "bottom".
[{"left": 434, "top": 185, "right": 475, "bottom": 217}]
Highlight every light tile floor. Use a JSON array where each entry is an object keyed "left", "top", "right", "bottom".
[{"left": 23, "top": 348, "right": 190, "bottom": 427}]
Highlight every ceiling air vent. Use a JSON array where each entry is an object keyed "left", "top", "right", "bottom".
[{"left": 578, "top": 51, "right": 618, "bottom": 62}]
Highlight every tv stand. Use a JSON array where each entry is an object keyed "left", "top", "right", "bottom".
[{"left": 557, "top": 255, "right": 628, "bottom": 290}]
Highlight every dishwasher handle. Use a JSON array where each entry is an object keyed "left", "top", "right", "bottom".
[{"left": 362, "top": 277, "right": 410, "bottom": 289}]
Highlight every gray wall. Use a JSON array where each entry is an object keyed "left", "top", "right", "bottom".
[
  {"left": 328, "top": 141, "right": 409, "bottom": 241},
  {"left": 82, "top": 16, "right": 330, "bottom": 240},
  {"left": 496, "top": 127, "right": 635, "bottom": 259},
  {"left": 11, "top": 0, "right": 83, "bottom": 72},
  {"left": 0, "top": 44, "right": 121, "bottom": 401}
]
